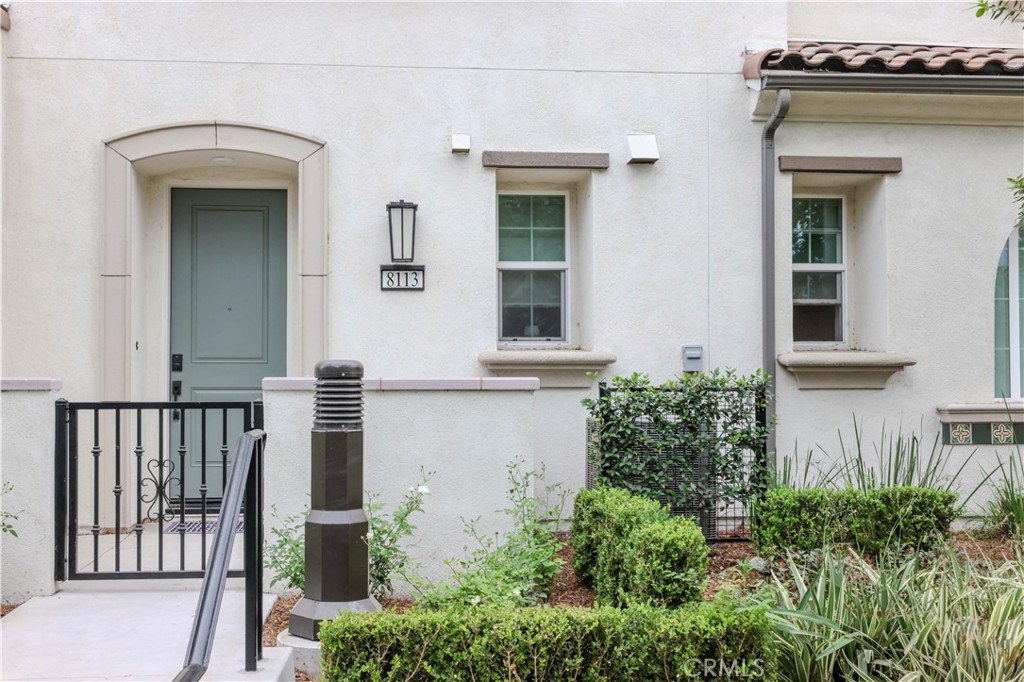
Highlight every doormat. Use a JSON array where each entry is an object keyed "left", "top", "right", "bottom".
[{"left": 164, "top": 520, "right": 244, "bottom": 534}]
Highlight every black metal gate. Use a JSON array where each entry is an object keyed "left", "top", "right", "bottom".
[{"left": 54, "top": 400, "right": 263, "bottom": 580}]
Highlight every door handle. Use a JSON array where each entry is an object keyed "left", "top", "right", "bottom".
[{"left": 172, "top": 381, "right": 182, "bottom": 420}]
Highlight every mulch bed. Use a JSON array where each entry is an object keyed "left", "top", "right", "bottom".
[{"left": 261, "top": 530, "right": 1018, "bottom": 682}]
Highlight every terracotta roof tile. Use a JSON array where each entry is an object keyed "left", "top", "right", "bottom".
[{"left": 745, "top": 41, "right": 1024, "bottom": 76}]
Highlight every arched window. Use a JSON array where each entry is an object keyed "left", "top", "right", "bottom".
[{"left": 996, "top": 224, "right": 1024, "bottom": 398}]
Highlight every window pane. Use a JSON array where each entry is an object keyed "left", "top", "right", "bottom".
[
  {"left": 532, "top": 195, "right": 565, "bottom": 228},
  {"left": 498, "top": 194, "right": 566, "bottom": 263},
  {"left": 500, "top": 270, "right": 563, "bottom": 339},
  {"left": 501, "top": 270, "right": 531, "bottom": 305},
  {"left": 499, "top": 228, "right": 531, "bottom": 261},
  {"left": 793, "top": 272, "right": 839, "bottom": 300},
  {"left": 792, "top": 228, "right": 809, "bottom": 262},
  {"left": 793, "top": 304, "right": 842, "bottom": 342},
  {"left": 533, "top": 228, "right": 565, "bottom": 261},
  {"left": 498, "top": 195, "right": 531, "bottom": 227},
  {"left": 793, "top": 198, "right": 842, "bottom": 265}
]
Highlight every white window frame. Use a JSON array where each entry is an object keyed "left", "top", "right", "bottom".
[
  {"left": 496, "top": 189, "right": 571, "bottom": 346},
  {"left": 792, "top": 194, "right": 848, "bottom": 347},
  {"left": 999, "top": 228, "right": 1022, "bottom": 398}
]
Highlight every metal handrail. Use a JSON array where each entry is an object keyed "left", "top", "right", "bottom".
[{"left": 173, "top": 429, "right": 265, "bottom": 682}]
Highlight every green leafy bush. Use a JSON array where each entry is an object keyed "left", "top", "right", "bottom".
[
  {"left": 625, "top": 517, "right": 709, "bottom": 607},
  {"left": 568, "top": 487, "right": 606, "bottom": 585},
  {"left": 752, "top": 486, "right": 957, "bottom": 556},
  {"left": 264, "top": 472, "right": 433, "bottom": 597},
  {"left": 570, "top": 486, "right": 667, "bottom": 600},
  {"left": 319, "top": 602, "right": 776, "bottom": 681},
  {"left": 365, "top": 470, "right": 433, "bottom": 600},
  {"left": 1, "top": 482, "right": 21, "bottom": 537},
  {"left": 985, "top": 453, "right": 1024, "bottom": 540},
  {"left": 415, "top": 459, "right": 566, "bottom": 609},
  {"left": 582, "top": 370, "right": 772, "bottom": 521},
  {"left": 264, "top": 504, "right": 305, "bottom": 590}
]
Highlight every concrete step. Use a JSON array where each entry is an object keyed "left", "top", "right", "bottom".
[{"left": 1, "top": 586, "right": 293, "bottom": 681}]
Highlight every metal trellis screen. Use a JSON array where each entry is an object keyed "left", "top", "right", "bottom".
[{"left": 585, "top": 378, "right": 770, "bottom": 543}]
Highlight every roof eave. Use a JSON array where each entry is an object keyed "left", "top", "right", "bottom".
[{"left": 761, "top": 71, "right": 1024, "bottom": 96}]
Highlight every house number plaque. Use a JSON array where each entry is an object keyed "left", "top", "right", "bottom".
[{"left": 380, "top": 265, "right": 425, "bottom": 291}]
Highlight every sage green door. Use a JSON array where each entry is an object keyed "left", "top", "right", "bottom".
[{"left": 170, "top": 188, "right": 286, "bottom": 504}]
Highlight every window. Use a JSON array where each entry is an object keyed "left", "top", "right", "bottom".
[
  {"left": 995, "top": 223, "right": 1024, "bottom": 398},
  {"left": 497, "top": 192, "right": 568, "bottom": 343},
  {"left": 792, "top": 197, "right": 845, "bottom": 343}
]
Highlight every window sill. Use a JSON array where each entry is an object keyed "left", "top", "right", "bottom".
[
  {"left": 777, "top": 351, "right": 916, "bottom": 390},
  {"left": 938, "top": 401, "right": 1024, "bottom": 423},
  {"left": 478, "top": 349, "right": 616, "bottom": 388}
]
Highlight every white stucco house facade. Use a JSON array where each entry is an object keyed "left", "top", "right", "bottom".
[{"left": 1, "top": 1, "right": 1022, "bottom": 603}]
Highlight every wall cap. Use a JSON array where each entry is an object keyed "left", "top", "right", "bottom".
[
  {"left": 777, "top": 351, "right": 915, "bottom": 389},
  {"left": 1, "top": 378, "right": 63, "bottom": 391},
  {"left": 262, "top": 376, "right": 539, "bottom": 392}
]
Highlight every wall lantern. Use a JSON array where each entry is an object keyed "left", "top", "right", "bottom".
[{"left": 386, "top": 200, "right": 418, "bottom": 263}]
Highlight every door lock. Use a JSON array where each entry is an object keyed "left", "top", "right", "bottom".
[{"left": 172, "top": 380, "right": 182, "bottom": 420}]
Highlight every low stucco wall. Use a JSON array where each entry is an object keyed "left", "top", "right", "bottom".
[
  {"left": 1, "top": 379, "right": 60, "bottom": 604},
  {"left": 262, "top": 377, "right": 543, "bottom": 595}
]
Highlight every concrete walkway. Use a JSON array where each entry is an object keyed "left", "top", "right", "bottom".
[{"left": 0, "top": 581, "right": 293, "bottom": 682}]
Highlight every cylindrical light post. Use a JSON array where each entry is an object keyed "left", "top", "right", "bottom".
[{"left": 289, "top": 360, "right": 379, "bottom": 641}]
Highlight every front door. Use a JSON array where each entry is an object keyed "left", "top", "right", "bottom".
[{"left": 170, "top": 188, "right": 286, "bottom": 505}]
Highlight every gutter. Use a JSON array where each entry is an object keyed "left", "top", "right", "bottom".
[
  {"left": 761, "top": 72, "right": 1024, "bottom": 96},
  {"left": 761, "top": 88, "right": 790, "bottom": 460}
]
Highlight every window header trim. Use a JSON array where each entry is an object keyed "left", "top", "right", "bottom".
[
  {"left": 780, "top": 156, "right": 902, "bottom": 174},
  {"left": 483, "top": 151, "right": 609, "bottom": 170}
]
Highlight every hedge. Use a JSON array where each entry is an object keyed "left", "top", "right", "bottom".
[
  {"left": 625, "top": 517, "right": 709, "bottom": 607},
  {"left": 571, "top": 487, "right": 667, "bottom": 590},
  {"left": 319, "top": 603, "right": 776, "bottom": 681},
  {"left": 752, "top": 485, "right": 957, "bottom": 556}
]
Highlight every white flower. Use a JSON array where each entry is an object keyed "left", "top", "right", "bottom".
[
  {"left": 408, "top": 486, "right": 415, "bottom": 492},
  {"left": 417, "top": 485, "right": 430, "bottom": 495},
  {"left": 513, "top": 588, "right": 521, "bottom": 597},
  {"left": 470, "top": 596, "right": 481, "bottom": 605},
  {"left": 365, "top": 531, "right": 374, "bottom": 540}
]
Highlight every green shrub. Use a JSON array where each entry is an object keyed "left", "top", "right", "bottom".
[
  {"left": 319, "top": 602, "right": 776, "bottom": 681},
  {"left": 751, "top": 488, "right": 858, "bottom": 554},
  {"left": 415, "top": 459, "right": 566, "bottom": 609},
  {"left": 857, "top": 485, "right": 957, "bottom": 554},
  {"left": 625, "top": 516, "right": 709, "bottom": 607},
  {"left": 264, "top": 504, "right": 305, "bottom": 590},
  {"left": 570, "top": 486, "right": 668, "bottom": 603},
  {"left": 752, "top": 486, "right": 956, "bottom": 556},
  {"left": 766, "top": 548, "right": 1024, "bottom": 682},
  {"left": 985, "top": 453, "right": 1024, "bottom": 540},
  {"left": 582, "top": 370, "right": 772, "bottom": 520},
  {"left": 365, "top": 471, "right": 433, "bottom": 600}
]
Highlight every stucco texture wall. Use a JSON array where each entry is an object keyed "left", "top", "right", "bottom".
[
  {"left": 1, "top": 384, "right": 59, "bottom": 604},
  {"left": 1, "top": 1, "right": 1021, "bottom": 539},
  {"left": 263, "top": 384, "right": 537, "bottom": 594}
]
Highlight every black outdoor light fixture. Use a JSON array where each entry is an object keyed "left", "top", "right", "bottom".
[{"left": 386, "top": 200, "right": 418, "bottom": 263}]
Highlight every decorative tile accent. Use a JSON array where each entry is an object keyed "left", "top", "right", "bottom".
[
  {"left": 992, "top": 422, "right": 1015, "bottom": 444},
  {"left": 942, "top": 421, "right": 1024, "bottom": 445},
  {"left": 950, "top": 423, "right": 973, "bottom": 445}
]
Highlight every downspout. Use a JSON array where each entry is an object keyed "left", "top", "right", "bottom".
[{"left": 761, "top": 88, "right": 790, "bottom": 459}]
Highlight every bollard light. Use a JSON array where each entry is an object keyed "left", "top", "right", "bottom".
[
  {"left": 386, "top": 200, "right": 418, "bottom": 263},
  {"left": 289, "top": 360, "right": 379, "bottom": 641}
]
